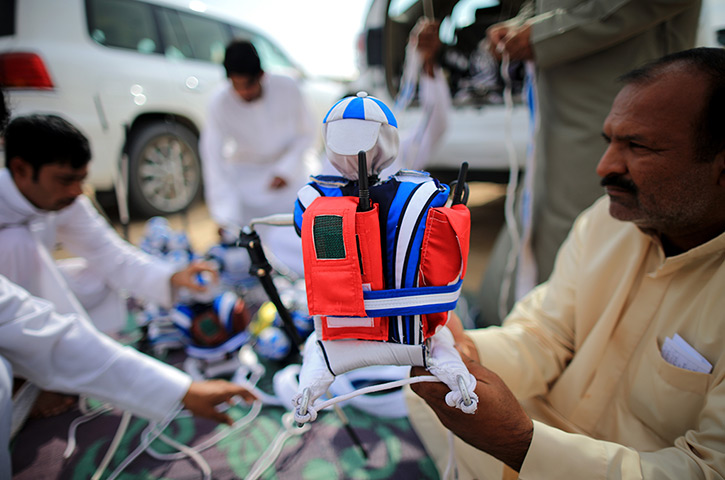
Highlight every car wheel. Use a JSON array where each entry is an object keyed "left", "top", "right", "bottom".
[{"left": 126, "top": 121, "right": 202, "bottom": 218}]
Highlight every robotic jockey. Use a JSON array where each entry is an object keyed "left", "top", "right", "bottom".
[{"left": 291, "top": 91, "right": 478, "bottom": 424}]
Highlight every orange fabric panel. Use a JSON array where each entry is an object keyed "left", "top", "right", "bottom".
[
  {"left": 302, "top": 196, "right": 367, "bottom": 317},
  {"left": 302, "top": 197, "right": 389, "bottom": 341},
  {"left": 418, "top": 204, "right": 470, "bottom": 338}
]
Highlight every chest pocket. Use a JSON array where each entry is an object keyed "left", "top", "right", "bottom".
[{"left": 628, "top": 337, "right": 710, "bottom": 443}]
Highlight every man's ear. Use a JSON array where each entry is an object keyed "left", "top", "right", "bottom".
[
  {"left": 717, "top": 150, "right": 725, "bottom": 187},
  {"left": 6, "top": 156, "right": 31, "bottom": 180}
]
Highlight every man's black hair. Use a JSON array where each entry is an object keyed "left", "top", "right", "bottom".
[
  {"left": 223, "top": 39, "right": 262, "bottom": 77},
  {"left": 619, "top": 47, "right": 725, "bottom": 162},
  {"left": 0, "top": 87, "right": 8, "bottom": 134},
  {"left": 5, "top": 114, "right": 91, "bottom": 180}
]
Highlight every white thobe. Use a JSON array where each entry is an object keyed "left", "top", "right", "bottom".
[
  {"left": 0, "top": 169, "right": 177, "bottom": 333},
  {"left": 200, "top": 73, "right": 316, "bottom": 276},
  {"left": 0, "top": 275, "right": 191, "bottom": 476}
]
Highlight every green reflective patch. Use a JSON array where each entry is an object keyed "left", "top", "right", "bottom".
[{"left": 313, "top": 215, "right": 345, "bottom": 259}]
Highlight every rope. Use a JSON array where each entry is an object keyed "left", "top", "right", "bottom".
[
  {"left": 91, "top": 410, "right": 132, "bottom": 480},
  {"left": 294, "top": 375, "right": 442, "bottom": 424},
  {"left": 244, "top": 412, "right": 310, "bottom": 480},
  {"left": 442, "top": 429, "right": 458, "bottom": 480},
  {"left": 63, "top": 399, "right": 113, "bottom": 459},
  {"left": 498, "top": 51, "right": 522, "bottom": 321},
  {"left": 146, "top": 399, "right": 263, "bottom": 461},
  {"left": 102, "top": 396, "right": 265, "bottom": 480},
  {"left": 106, "top": 404, "right": 183, "bottom": 480}
]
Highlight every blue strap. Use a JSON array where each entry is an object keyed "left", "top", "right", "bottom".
[{"left": 361, "top": 279, "right": 463, "bottom": 317}]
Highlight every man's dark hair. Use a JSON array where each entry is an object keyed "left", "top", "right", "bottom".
[
  {"left": 0, "top": 87, "right": 9, "bottom": 134},
  {"left": 5, "top": 114, "right": 91, "bottom": 180},
  {"left": 619, "top": 47, "right": 725, "bottom": 162},
  {"left": 223, "top": 39, "right": 262, "bottom": 77}
]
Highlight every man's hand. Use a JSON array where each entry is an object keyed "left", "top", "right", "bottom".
[
  {"left": 410, "top": 356, "right": 533, "bottom": 472},
  {"left": 182, "top": 379, "right": 258, "bottom": 425},
  {"left": 486, "top": 20, "right": 534, "bottom": 61},
  {"left": 411, "top": 18, "right": 442, "bottom": 76},
  {"left": 170, "top": 260, "right": 219, "bottom": 294},
  {"left": 269, "top": 176, "right": 288, "bottom": 190}
]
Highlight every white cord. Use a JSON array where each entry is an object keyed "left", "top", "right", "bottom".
[
  {"left": 442, "top": 429, "right": 458, "bottom": 480},
  {"left": 104, "top": 397, "right": 265, "bottom": 480},
  {"left": 106, "top": 404, "right": 183, "bottom": 480},
  {"left": 312, "top": 375, "right": 441, "bottom": 413},
  {"left": 498, "top": 51, "right": 522, "bottom": 321},
  {"left": 63, "top": 401, "right": 114, "bottom": 459},
  {"left": 155, "top": 431, "right": 213, "bottom": 480},
  {"left": 146, "top": 399, "right": 263, "bottom": 461},
  {"left": 248, "top": 375, "right": 445, "bottom": 479},
  {"left": 244, "top": 411, "right": 310, "bottom": 480},
  {"left": 91, "top": 410, "right": 132, "bottom": 480},
  {"left": 63, "top": 348, "right": 271, "bottom": 479}
]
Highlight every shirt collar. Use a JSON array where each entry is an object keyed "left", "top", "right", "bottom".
[
  {"left": 0, "top": 168, "right": 47, "bottom": 228},
  {"left": 646, "top": 226, "right": 725, "bottom": 276}
]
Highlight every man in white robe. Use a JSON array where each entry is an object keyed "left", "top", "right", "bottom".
[
  {"left": 0, "top": 115, "right": 216, "bottom": 335},
  {"left": 200, "top": 39, "right": 317, "bottom": 276},
  {"left": 0, "top": 114, "right": 220, "bottom": 417}
]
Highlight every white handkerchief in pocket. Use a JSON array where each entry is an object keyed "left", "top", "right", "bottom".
[{"left": 661, "top": 333, "right": 712, "bottom": 374}]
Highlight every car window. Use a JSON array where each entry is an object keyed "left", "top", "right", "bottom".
[
  {"left": 156, "top": 8, "right": 193, "bottom": 59},
  {"left": 172, "top": 10, "right": 231, "bottom": 63},
  {"left": 86, "top": 0, "right": 162, "bottom": 54},
  {"left": 0, "top": 0, "right": 15, "bottom": 37}
]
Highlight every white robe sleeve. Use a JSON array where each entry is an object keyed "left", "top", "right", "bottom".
[
  {"left": 0, "top": 275, "right": 191, "bottom": 421},
  {"left": 54, "top": 196, "right": 177, "bottom": 308}
]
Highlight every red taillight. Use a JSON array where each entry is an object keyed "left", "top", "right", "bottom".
[{"left": 0, "top": 52, "right": 54, "bottom": 89}]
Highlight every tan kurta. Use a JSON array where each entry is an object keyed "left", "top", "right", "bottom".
[{"left": 408, "top": 196, "right": 725, "bottom": 478}]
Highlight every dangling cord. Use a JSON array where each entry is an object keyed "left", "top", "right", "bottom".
[
  {"left": 91, "top": 410, "right": 132, "bottom": 480},
  {"left": 63, "top": 397, "right": 113, "bottom": 460},
  {"left": 153, "top": 432, "right": 212, "bottom": 480},
  {"left": 442, "top": 430, "right": 459, "bottom": 480},
  {"left": 513, "top": 60, "right": 540, "bottom": 300},
  {"left": 244, "top": 411, "right": 311, "bottom": 480},
  {"left": 106, "top": 396, "right": 265, "bottom": 479},
  {"left": 146, "top": 399, "right": 263, "bottom": 462},
  {"left": 498, "top": 50, "right": 522, "bottom": 321},
  {"left": 106, "top": 403, "right": 184, "bottom": 480}
]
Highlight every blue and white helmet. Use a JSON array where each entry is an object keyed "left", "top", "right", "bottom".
[{"left": 322, "top": 91, "right": 399, "bottom": 179}]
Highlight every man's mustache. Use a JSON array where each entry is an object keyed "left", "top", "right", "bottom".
[{"left": 601, "top": 174, "right": 637, "bottom": 193}]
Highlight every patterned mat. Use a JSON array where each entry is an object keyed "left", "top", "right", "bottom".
[{"left": 11, "top": 357, "right": 439, "bottom": 479}]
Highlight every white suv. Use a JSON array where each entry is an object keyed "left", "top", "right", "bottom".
[{"left": 0, "top": 0, "right": 346, "bottom": 217}]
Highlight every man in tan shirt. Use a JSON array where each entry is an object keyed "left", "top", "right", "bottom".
[{"left": 408, "top": 47, "right": 725, "bottom": 479}]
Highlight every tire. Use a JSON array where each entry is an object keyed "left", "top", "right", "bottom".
[{"left": 126, "top": 121, "right": 202, "bottom": 218}]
